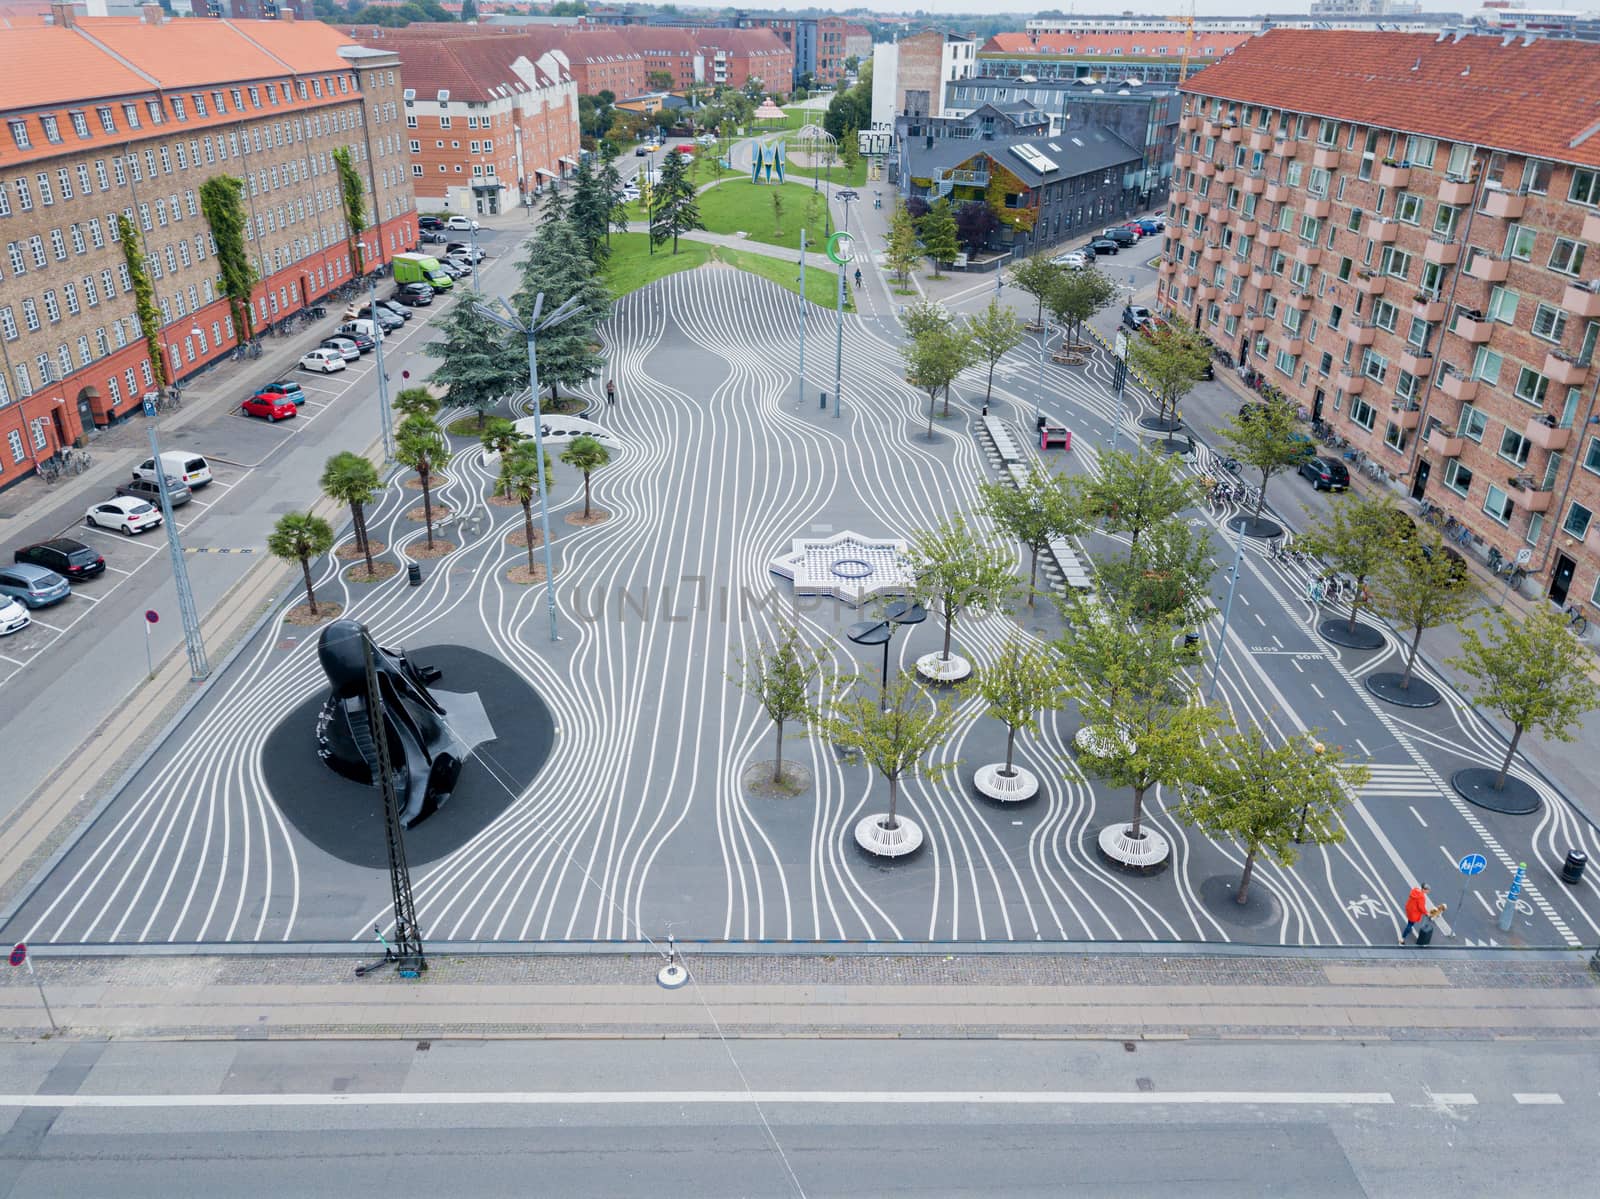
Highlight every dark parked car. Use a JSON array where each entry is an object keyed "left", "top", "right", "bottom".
[
  {"left": 116, "top": 475, "right": 192, "bottom": 507},
  {"left": 418, "top": 215, "right": 444, "bottom": 232},
  {"left": 420, "top": 230, "right": 446, "bottom": 244},
  {"left": 1100, "top": 226, "right": 1138, "bottom": 246},
  {"left": 392, "top": 283, "right": 434, "bottom": 307},
  {"left": 1086, "top": 238, "right": 1121, "bottom": 256},
  {"left": 14, "top": 538, "right": 105, "bottom": 581},
  {"left": 1298, "top": 456, "right": 1350, "bottom": 491},
  {"left": 1121, "top": 304, "right": 1155, "bottom": 332},
  {"left": 374, "top": 298, "right": 412, "bottom": 322}
]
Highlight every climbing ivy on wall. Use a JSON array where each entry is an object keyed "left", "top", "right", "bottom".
[
  {"left": 198, "top": 175, "right": 258, "bottom": 344},
  {"left": 117, "top": 214, "right": 167, "bottom": 391},
  {"left": 332, "top": 146, "right": 368, "bottom": 274},
  {"left": 985, "top": 165, "right": 1037, "bottom": 233}
]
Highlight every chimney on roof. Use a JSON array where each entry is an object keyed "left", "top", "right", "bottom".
[
  {"left": 140, "top": 3, "right": 162, "bottom": 24},
  {"left": 49, "top": 2, "right": 75, "bottom": 27}
]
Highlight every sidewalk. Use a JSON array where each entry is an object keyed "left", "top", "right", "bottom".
[
  {"left": 1, "top": 949, "right": 1593, "bottom": 1041},
  {"left": 620, "top": 221, "right": 837, "bottom": 273}
]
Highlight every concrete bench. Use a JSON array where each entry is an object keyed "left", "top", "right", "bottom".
[
  {"left": 1048, "top": 535, "right": 1093, "bottom": 590},
  {"left": 982, "top": 414, "right": 1023, "bottom": 464}
]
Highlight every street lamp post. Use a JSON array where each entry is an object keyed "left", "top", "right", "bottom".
[
  {"left": 1206, "top": 519, "right": 1250, "bottom": 703},
  {"left": 797, "top": 228, "right": 807, "bottom": 408},
  {"left": 846, "top": 599, "right": 927, "bottom": 705},
  {"left": 830, "top": 189, "right": 859, "bottom": 422},
  {"left": 149, "top": 423, "right": 209, "bottom": 681},
  {"left": 474, "top": 292, "right": 583, "bottom": 643}
]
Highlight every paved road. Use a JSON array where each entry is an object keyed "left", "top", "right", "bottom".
[
  {"left": 0, "top": 221, "right": 531, "bottom": 818},
  {"left": 0, "top": 1036, "right": 1591, "bottom": 1196}
]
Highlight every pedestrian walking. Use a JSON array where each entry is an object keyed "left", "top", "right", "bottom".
[
  {"left": 605, "top": 379, "right": 616, "bottom": 407},
  {"left": 1399, "top": 883, "right": 1430, "bottom": 944}
]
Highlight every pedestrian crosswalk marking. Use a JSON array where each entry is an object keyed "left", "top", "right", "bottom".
[{"left": 1357, "top": 763, "right": 1439, "bottom": 799}]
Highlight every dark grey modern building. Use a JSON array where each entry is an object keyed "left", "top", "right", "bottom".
[{"left": 944, "top": 76, "right": 1180, "bottom": 204}]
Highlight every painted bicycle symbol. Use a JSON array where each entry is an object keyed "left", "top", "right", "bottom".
[{"left": 1495, "top": 891, "right": 1534, "bottom": 916}]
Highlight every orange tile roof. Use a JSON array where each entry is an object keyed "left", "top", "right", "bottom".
[
  {"left": 982, "top": 31, "right": 1251, "bottom": 60},
  {"left": 1183, "top": 28, "right": 1600, "bottom": 169},
  {"left": 80, "top": 17, "right": 332, "bottom": 87},
  {"left": 225, "top": 16, "right": 364, "bottom": 73},
  {"left": 0, "top": 26, "right": 152, "bottom": 109}
]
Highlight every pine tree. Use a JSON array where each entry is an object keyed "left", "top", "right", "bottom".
[
  {"left": 515, "top": 220, "right": 612, "bottom": 406},
  {"left": 649, "top": 147, "right": 705, "bottom": 255},
  {"left": 424, "top": 296, "right": 522, "bottom": 429},
  {"left": 566, "top": 156, "right": 611, "bottom": 265}
]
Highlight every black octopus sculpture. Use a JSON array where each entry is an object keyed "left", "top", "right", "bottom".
[{"left": 314, "top": 619, "right": 462, "bottom": 827}]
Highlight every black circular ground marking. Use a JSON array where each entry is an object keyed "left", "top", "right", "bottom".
[
  {"left": 1149, "top": 437, "right": 1190, "bottom": 456},
  {"left": 260, "top": 645, "right": 553, "bottom": 869},
  {"left": 1365, "top": 671, "right": 1441, "bottom": 708},
  {"left": 1198, "top": 874, "right": 1282, "bottom": 928},
  {"left": 1319, "top": 619, "right": 1386, "bottom": 650},
  {"left": 1137, "top": 414, "right": 1183, "bottom": 433},
  {"left": 1450, "top": 767, "right": 1543, "bottom": 816},
  {"left": 1228, "top": 515, "right": 1283, "bottom": 540}
]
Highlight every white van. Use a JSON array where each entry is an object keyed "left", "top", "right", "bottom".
[
  {"left": 337, "top": 319, "right": 383, "bottom": 343},
  {"left": 133, "top": 450, "right": 213, "bottom": 489}
]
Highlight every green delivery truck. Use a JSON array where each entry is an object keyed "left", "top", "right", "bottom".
[{"left": 393, "top": 252, "right": 454, "bottom": 292}]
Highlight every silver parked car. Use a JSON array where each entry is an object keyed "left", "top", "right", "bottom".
[{"left": 0, "top": 562, "right": 71, "bottom": 609}]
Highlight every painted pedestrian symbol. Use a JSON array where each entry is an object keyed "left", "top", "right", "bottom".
[{"left": 1344, "top": 894, "right": 1384, "bottom": 919}]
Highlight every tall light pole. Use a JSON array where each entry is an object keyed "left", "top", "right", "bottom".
[
  {"left": 475, "top": 292, "right": 582, "bottom": 643},
  {"left": 469, "top": 221, "right": 480, "bottom": 295},
  {"left": 1206, "top": 519, "right": 1249, "bottom": 703},
  {"left": 361, "top": 247, "right": 394, "bottom": 462},
  {"left": 149, "top": 422, "right": 208, "bottom": 682},
  {"left": 830, "top": 189, "right": 859, "bottom": 422},
  {"left": 797, "top": 228, "right": 807, "bottom": 407}
]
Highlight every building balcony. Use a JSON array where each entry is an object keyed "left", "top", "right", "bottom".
[
  {"left": 1248, "top": 130, "right": 1276, "bottom": 153},
  {"left": 1390, "top": 402, "right": 1423, "bottom": 430},
  {"left": 1561, "top": 280, "right": 1600, "bottom": 319},
  {"left": 1427, "top": 428, "right": 1465, "bottom": 457},
  {"left": 1170, "top": 185, "right": 1190, "bottom": 204},
  {"left": 1454, "top": 312, "right": 1494, "bottom": 343},
  {"left": 1349, "top": 322, "right": 1377, "bottom": 346},
  {"left": 1506, "top": 476, "right": 1554, "bottom": 512},
  {"left": 1352, "top": 271, "right": 1388, "bottom": 297},
  {"left": 1335, "top": 370, "right": 1367, "bottom": 395},
  {"left": 1221, "top": 124, "right": 1243, "bottom": 144},
  {"left": 1265, "top": 182, "right": 1290, "bottom": 204},
  {"left": 1364, "top": 216, "right": 1399, "bottom": 243},
  {"left": 1198, "top": 284, "right": 1220, "bottom": 301},
  {"left": 1583, "top": 210, "right": 1600, "bottom": 244},
  {"left": 1173, "top": 149, "right": 1192, "bottom": 170},
  {"left": 1481, "top": 186, "right": 1527, "bottom": 220},
  {"left": 1226, "top": 256, "right": 1252, "bottom": 280},
  {"left": 1289, "top": 289, "right": 1313, "bottom": 311},
  {"left": 1194, "top": 160, "right": 1216, "bottom": 177},
  {"left": 1423, "top": 236, "right": 1460, "bottom": 265},
  {"left": 1312, "top": 145, "right": 1341, "bottom": 169},
  {"left": 1180, "top": 233, "right": 1204, "bottom": 255},
  {"left": 1292, "top": 242, "right": 1321, "bottom": 268},
  {"left": 1249, "top": 268, "right": 1269, "bottom": 290},
  {"left": 1400, "top": 347, "right": 1434, "bottom": 375},
  {"left": 1202, "top": 243, "right": 1224, "bottom": 263},
  {"left": 1464, "top": 249, "right": 1510, "bottom": 282},
  {"left": 1524, "top": 415, "right": 1572, "bottom": 451},
  {"left": 1304, "top": 196, "right": 1332, "bottom": 219},
  {"left": 1203, "top": 119, "right": 1225, "bottom": 139},
  {"left": 1234, "top": 217, "right": 1259, "bottom": 236},
  {"left": 1158, "top": 257, "right": 1178, "bottom": 275},
  {"left": 1377, "top": 162, "right": 1411, "bottom": 188},
  {"left": 1437, "top": 175, "right": 1477, "bottom": 206},
  {"left": 1243, "top": 174, "right": 1267, "bottom": 195},
  {"left": 1410, "top": 296, "right": 1446, "bottom": 322},
  {"left": 1180, "top": 270, "right": 1202, "bottom": 290},
  {"left": 1180, "top": 114, "right": 1202, "bottom": 132},
  {"left": 1260, "top": 228, "right": 1284, "bottom": 248},
  {"left": 1224, "top": 300, "right": 1247, "bottom": 318},
  {"left": 1440, "top": 370, "right": 1479, "bottom": 402},
  {"left": 1544, "top": 350, "right": 1591, "bottom": 387},
  {"left": 1282, "top": 334, "right": 1306, "bottom": 356},
  {"left": 1245, "top": 313, "right": 1269, "bottom": 332}
]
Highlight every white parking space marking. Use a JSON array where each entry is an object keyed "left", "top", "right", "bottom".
[
  {"left": 100, "top": 564, "right": 134, "bottom": 577},
  {"left": 25, "top": 618, "right": 63, "bottom": 632},
  {"left": 0, "top": 652, "right": 26, "bottom": 667}
]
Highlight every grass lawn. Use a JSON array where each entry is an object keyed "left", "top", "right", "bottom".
[
  {"left": 601, "top": 232, "right": 711, "bottom": 297},
  {"left": 603, "top": 230, "right": 851, "bottom": 311},
  {"left": 696, "top": 179, "right": 832, "bottom": 252},
  {"left": 783, "top": 158, "right": 871, "bottom": 190}
]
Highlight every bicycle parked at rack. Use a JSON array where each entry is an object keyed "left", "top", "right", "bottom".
[
  {"left": 1564, "top": 603, "right": 1589, "bottom": 636},
  {"left": 36, "top": 458, "right": 61, "bottom": 485},
  {"left": 60, "top": 446, "right": 92, "bottom": 474}
]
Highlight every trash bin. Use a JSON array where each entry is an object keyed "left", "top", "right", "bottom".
[
  {"left": 820, "top": 391, "right": 828, "bottom": 410},
  {"left": 407, "top": 562, "right": 423, "bottom": 587},
  {"left": 1561, "top": 849, "right": 1587, "bottom": 884}
]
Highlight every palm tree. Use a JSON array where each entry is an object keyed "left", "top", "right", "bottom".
[
  {"left": 559, "top": 434, "right": 610, "bottom": 520},
  {"left": 319, "top": 451, "right": 382, "bottom": 573},
  {"left": 395, "top": 414, "right": 452, "bottom": 549},
  {"left": 479, "top": 416, "right": 524, "bottom": 459},
  {"left": 267, "top": 512, "right": 335, "bottom": 616},
  {"left": 498, "top": 441, "right": 553, "bottom": 574},
  {"left": 393, "top": 386, "right": 439, "bottom": 420}
]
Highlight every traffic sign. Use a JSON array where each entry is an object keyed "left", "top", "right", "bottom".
[
  {"left": 1113, "top": 331, "right": 1129, "bottom": 361},
  {"left": 1458, "top": 853, "right": 1487, "bottom": 876},
  {"left": 8, "top": 943, "right": 25, "bottom": 967},
  {"left": 145, "top": 609, "right": 160, "bottom": 624}
]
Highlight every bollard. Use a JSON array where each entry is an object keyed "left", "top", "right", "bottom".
[
  {"left": 407, "top": 562, "right": 423, "bottom": 587},
  {"left": 820, "top": 390, "right": 828, "bottom": 410}
]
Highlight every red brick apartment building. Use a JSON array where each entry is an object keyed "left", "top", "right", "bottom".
[
  {"left": 347, "top": 30, "right": 578, "bottom": 213},
  {"left": 697, "top": 28, "right": 794, "bottom": 94},
  {"left": 0, "top": 7, "right": 413, "bottom": 483},
  {"left": 1159, "top": 29, "right": 1600, "bottom": 614}
]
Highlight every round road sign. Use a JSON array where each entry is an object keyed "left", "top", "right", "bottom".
[
  {"left": 9, "top": 943, "right": 25, "bottom": 968},
  {"left": 826, "top": 231, "right": 855, "bottom": 265},
  {"left": 1458, "top": 853, "right": 1487, "bottom": 876},
  {"left": 145, "top": 609, "right": 160, "bottom": 624}
]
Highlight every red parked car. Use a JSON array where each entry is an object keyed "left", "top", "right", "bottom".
[{"left": 241, "top": 391, "right": 298, "bottom": 422}]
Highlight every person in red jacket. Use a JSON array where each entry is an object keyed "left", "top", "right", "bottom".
[{"left": 1399, "top": 883, "right": 1430, "bottom": 944}]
